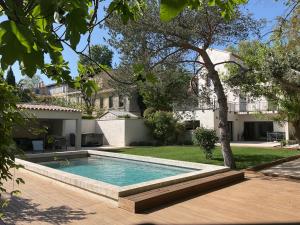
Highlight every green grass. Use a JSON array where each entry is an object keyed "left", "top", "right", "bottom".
[{"left": 120, "top": 146, "right": 300, "bottom": 170}]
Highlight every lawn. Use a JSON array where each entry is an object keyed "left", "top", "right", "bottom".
[{"left": 120, "top": 146, "right": 300, "bottom": 170}]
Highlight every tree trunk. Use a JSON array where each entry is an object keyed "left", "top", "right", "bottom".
[
  {"left": 292, "top": 120, "right": 300, "bottom": 143},
  {"left": 200, "top": 50, "right": 236, "bottom": 169}
]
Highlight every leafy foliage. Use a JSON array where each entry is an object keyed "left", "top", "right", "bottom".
[
  {"left": 74, "top": 63, "right": 99, "bottom": 116},
  {"left": 136, "top": 66, "right": 194, "bottom": 111},
  {"left": 226, "top": 6, "right": 300, "bottom": 142},
  {"left": 0, "top": 80, "right": 24, "bottom": 217},
  {"left": 160, "top": 0, "right": 247, "bottom": 21},
  {"left": 144, "top": 110, "right": 184, "bottom": 145},
  {"left": 79, "top": 45, "right": 114, "bottom": 68},
  {"left": 193, "top": 127, "right": 218, "bottom": 159},
  {"left": 0, "top": 0, "right": 145, "bottom": 82}
]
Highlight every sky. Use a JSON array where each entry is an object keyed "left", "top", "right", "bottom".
[{"left": 11, "top": 0, "right": 288, "bottom": 85}]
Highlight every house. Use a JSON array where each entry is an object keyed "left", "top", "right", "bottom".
[
  {"left": 178, "top": 49, "right": 295, "bottom": 142},
  {"left": 45, "top": 71, "right": 142, "bottom": 116}
]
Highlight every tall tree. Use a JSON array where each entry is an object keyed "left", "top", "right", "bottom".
[
  {"left": 74, "top": 64, "right": 99, "bottom": 116},
  {"left": 5, "top": 67, "right": 15, "bottom": 86},
  {"left": 79, "top": 45, "right": 113, "bottom": 68},
  {"left": 77, "top": 45, "right": 113, "bottom": 115},
  {"left": 112, "top": 62, "right": 196, "bottom": 112},
  {"left": 106, "top": 1, "right": 261, "bottom": 168},
  {"left": 19, "top": 74, "right": 41, "bottom": 91}
]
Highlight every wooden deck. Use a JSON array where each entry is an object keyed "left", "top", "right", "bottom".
[
  {"left": 2, "top": 169, "right": 300, "bottom": 225},
  {"left": 119, "top": 171, "right": 244, "bottom": 213}
]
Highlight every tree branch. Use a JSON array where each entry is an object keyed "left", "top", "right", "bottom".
[{"left": 213, "top": 60, "right": 248, "bottom": 71}]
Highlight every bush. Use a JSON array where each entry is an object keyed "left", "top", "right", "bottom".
[
  {"left": 193, "top": 127, "right": 218, "bottom": 159},
  {"left": 145, "top": 110, "right": 184, "bottom": 145},
  {"left": 143, "top": 107, "right": 156, "bottom": 118}
]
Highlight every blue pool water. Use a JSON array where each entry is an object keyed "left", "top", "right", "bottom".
[{"left": 40, "top": 156, "right": 196, "bottom": 186}]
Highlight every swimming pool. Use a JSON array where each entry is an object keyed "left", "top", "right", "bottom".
[
  {"left": 17, "top": 150, "right": 229, "bottom": 200},
  {"left": 41, "top": 156, "right": 195, "bottom": 186}
]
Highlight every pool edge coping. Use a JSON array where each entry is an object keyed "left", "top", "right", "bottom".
[{"left": 16, "top": 150, "right": 230, "bottom": 200}]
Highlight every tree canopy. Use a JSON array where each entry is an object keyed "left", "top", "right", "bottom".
[
  {"left": 105, "top": 0, "right": 261, "bottom": 168},
  {"left": 5, "top": 67, "right": 16, "bottom": 86},
  {"left": 79, "top": 45, "right": 113, "bottom": 68}
]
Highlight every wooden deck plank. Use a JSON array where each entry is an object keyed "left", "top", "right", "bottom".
[
  {"left": 2, "top": 169, "right": 300, "bottom": 225},
  {"left": 119, "top": 171, "right": 244, "bottom": 213}
]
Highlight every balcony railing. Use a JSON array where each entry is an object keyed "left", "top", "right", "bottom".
[
  {"left": 228, "top": 101, "right": 278, "bottom": 113},
  {"left": 196, "top": 101, "right": 278, "bottom": 113}
]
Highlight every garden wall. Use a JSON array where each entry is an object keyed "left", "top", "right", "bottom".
[
  {"left": 62, "top": 118, "right": 151, "bottom": 147},
  {"left": 96, "top": 118, "right": 152, "bottom": 146}
]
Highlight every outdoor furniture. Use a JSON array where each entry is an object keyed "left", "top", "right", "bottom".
[
  {"left": 52, "top": 136, "right": 67, "bottom": 150},
  {"left": 81, "top": 133, "right": 103, "bottom": 147},
  {"left": 267, "top": 132, "right": 285, "bottom": 142},
  {"left": 32, "top": 140, "right": 44, "bottom": 151}
]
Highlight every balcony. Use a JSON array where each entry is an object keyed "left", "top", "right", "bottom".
[{"left": 228, "top": 101, "right": 278, "bottom": 113}]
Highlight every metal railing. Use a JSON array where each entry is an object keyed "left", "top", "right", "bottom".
[
  {"left": 228, "top": 101, "right": 278, "bottom": 113},
  {"left": 196, "top": 101, "right": 279, "bottom": 113}
]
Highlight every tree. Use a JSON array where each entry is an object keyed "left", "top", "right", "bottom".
[
  {"left": 74, "top": 64, "right": 99, "bottom": 116},
  {"left": 0, "top": 79, "right": 24, "bottom": 216},
  {"left": 113, "top": 62, "right": 195, "bottom": 112},
  {"left": 193, "top": 127, "right": 218, "bottom": 159},
  {"left": 5, "top": 67, "right": 15, "bottom": 86},
  {"left": 159, "top": 0, "right": 247, "bottom": 21},
  {"left": 106, "top": 1, "right": 261, "bottom": 168},
  {"left": 77, "top": 45, "right": 113, "bottom": 116},
  {"left": 226, "top": 5, "right": 300, "bottom": 142},
  {"left": 137, "top": 67, "right": 193, "bottom": 111},
  {"left": 144, "top": 110, "right": 184, "bottom": 145},
  {"left": 19, "top": 74, "right": 41, "bottom": 91},
  {"left": 79, "top": 45, "right": 113, "bottom": 68}
]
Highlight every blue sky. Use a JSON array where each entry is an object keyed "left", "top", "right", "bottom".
[{"left": 11, "top": 0, "right": 287, "bottom": 85}]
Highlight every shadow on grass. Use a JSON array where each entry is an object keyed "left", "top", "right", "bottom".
[{"left": 2, "top": 194, "right": 95, "bottom": 225}]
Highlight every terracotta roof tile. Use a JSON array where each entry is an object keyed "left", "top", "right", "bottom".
[{"left": 17, "top": 104, "right": 81, "bottom": 112}]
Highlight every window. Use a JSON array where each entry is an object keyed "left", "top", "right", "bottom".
[
  {"left": 119, "top": 95, "right": 124, "bottom": 107},
  {"left": 99, "top": 97, "right": 103, "bottom": 109},
  {"left": 185, "top": 120, "right": 200, "bottom": 130},
  {"left": 109, "top": 96, "right": 113, "bottom": 108}
]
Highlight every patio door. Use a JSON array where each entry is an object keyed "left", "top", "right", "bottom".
[{"left": 244, "top": 122, "right": 273, "bottom": 141}]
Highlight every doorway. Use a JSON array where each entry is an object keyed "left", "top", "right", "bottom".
[{"left": 243, "top": 121, "right": 273, "bottom": 141}]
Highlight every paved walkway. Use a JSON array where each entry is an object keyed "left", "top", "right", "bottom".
[
  {"left": 262, "top": 158, "right": 300, "bottom": 179},
  {"left": 2, "top": 169, "right": 300, "bottom": 225},
  {"left": 228, "top": 141, "right": 280, "bottom": 148}
]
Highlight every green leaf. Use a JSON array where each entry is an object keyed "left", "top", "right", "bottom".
[
  {"left": 65, "top": 8, "right": 88, "bottom": 48},
  {"left": 160, "top": 0, "right": 188, "bottom": 21}
]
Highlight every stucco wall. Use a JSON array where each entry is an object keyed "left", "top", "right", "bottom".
[
  {"left": 95, "top": 118, "right": 151, "bottom": 146},
  {"left": 124, "top": 119, "right": 152, "bottom": 145},
  {"left": 96, "top": 119, "right": 126, "bottom": 146},
  {"left": 62, "top": 119, "right": 96, "bottom": 145}
]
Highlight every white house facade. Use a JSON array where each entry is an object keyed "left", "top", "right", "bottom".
[{"left": 178, "top": 49, "right": 295, "bottom": 142}]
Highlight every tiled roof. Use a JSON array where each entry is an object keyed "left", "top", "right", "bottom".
[
  {"left": 17, "top": 103, "right": 81, "bottom": 112},
  {"left": 99, "top": 110, "right": 138, "bottom": 119}
]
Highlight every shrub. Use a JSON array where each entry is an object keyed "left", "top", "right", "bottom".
[
  {"left": 145, "top": 111, "right": 184, "bottom": 145},
  {"left": 143, "top": 107, "right": 156, "bottom": 118},
  {"left": 193, "top": 127, "right": 218, "bottom": 159}
]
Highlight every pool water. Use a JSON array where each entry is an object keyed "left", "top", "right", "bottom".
[{"left": 40, "top": 156, "right": 196, "bottom": 186}]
